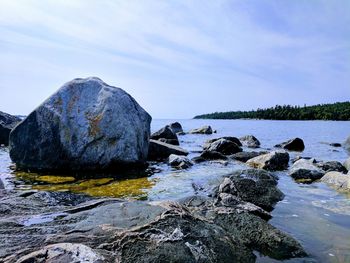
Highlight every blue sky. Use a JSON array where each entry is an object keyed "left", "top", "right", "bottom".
[{"left": 0, "top": 0, "right": 349, "bottom": 118}]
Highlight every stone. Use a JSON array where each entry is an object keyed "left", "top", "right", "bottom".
[
  {"left": 275, "top": 138, "right": 305, "bottom": 151},
  {"left": 345, "top": 135, "right": 350, "bottom": 152},
  {"left": 330, "top": 143, "right": 341, "bottom": 147},
  {"left": 231, "top": 151, "right": 268, "bottom": 162},
  {"left": 191, "top": 156, "right": 206, "bottom": 164},
  {"left": 204, "top": 137, "right": 242, "bottom": 149},
  {"left": 169, "top": 122, "right": 183, "bottom": 134},
  {"left": 168, "top": 154, "right": 193, "bottom": 169},
  {"left": 151, "top": 126, "right": 179, "bottom": 145},
  {"left": 316, "top": 161, "right": 347, "bottom": 173},
  {"left": 0, "top": 111, "right": 21, "bottom": 146},
  {"left": 200, "top": 150, "right": 228, "bottom": 160},
  {"left": 9, "top": 77, "right": 151, "bottom": 172},
  {"left": 148, "top": 139, "right": 188, "bottom": 161},
  {"left": 289, "top": 159, "right": 325, "bottom": 181},
  {"left": 321, "top": 171, "right": 350, "bottom": 190},
  {"left": 206, "top": 138, "right": 242, "bottom": 155},
  {"left": 240, "top": 135, "right": 260, "bottom": 148},
  {"left": 343, "top": 157, "right": 350, "bottom": 171},
  {"left": 0, "top": 179, "right": 4, "bottom": 189},
  {"left": 246, "top": 151, "right": 289, "bottom": 171},
  {"left": 188, "top": 125, "right": 213, "bottom": 134}
]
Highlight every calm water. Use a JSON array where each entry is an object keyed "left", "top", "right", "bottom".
[{"left": 1, "top": 119, "right": 350, "bottom": 262}]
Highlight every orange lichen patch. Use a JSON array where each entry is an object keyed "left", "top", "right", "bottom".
[{"left": 86, "top": 113, "right": 103, "bottom": 137}]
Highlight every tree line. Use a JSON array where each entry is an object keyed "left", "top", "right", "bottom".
[{"left": 194, "top": 102, "right": 350, "bottom": 121}]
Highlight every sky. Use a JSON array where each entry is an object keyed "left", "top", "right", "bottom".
[{"left": 0, "top": 0, "right": 349, "bottom": 118}]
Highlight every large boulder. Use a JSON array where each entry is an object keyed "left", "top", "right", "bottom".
[
  {"left": 188, "top": 125, "right": 213, "bottom": 134},
  {"left": 169, "top": 122, "right": 183, "bottom": 134},
  {"left": 240, "top": 135, "right": 260, "bottom": 148},
  {"left": 148, "top": 139, "right": 188, "bottom": 161},
  {"left": 275, "top": 138, "right": 305, "bottom": 151},
  {"left": 0, "top": 111, "right": 21, "bottom": 146},
  {"left": 321, "top": 172, "right": 350, "bottom": 191},
  {"left": 206, "top": 138, "right": 242, "bottom": 155},
  {"left": 246, "top": 151, "right": 289, "bottom": 171},
  {"left": 9, "top": 77, "right": 152, "bottom": 172},
  {"left": 151, "top": 126, "right": 179, "bottom": 145},
  {"left": 168, "top": 154, "right": 193, "bottom": 169},
  {"left": 289, "top": 159, "right": 325, "bottom": 181}
]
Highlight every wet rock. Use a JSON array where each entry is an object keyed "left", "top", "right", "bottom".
[
  {"left": 191, "top": 156, "right": 206, "bottom": 164},
  {"left": 205, "top": 138, "right": 242, "bottom": 155},
  {"left": 289, "top": 159, "right": 325, "bottom": 181},
  {"left": 9, "top": 77, "right": 151, "bottom": 172},
  {"left": 231, "top": 151, "right": 268, "bottom": 162},
  {"left": 330, "top": 143, "right": 341, "bottom": 147},
  {"left": 0, "top": 111, "right": 21, "bottom": 146},
  {"left": 169, "top": 122, "right": 183, "bottom": 134},
  {"left": 0, "top": 179, "right": 4, "bottom": 189},
  {"left": 148, "top": 139, "right": 188, "bottom": 161},
  {"left": 343, "top": 157, "right": 350, "bottom": 171},
  {"left": 240, "top": 135, "right": 260, "bottom": 148},
  {"left": 168, "top": 154, "right": 193, "bottom": 169},
  {"left": 275, "top": 137, "right": 305, "bottom": 151},
  {"left": 151, "top": 125, "right": 179, "bottom": 145},
  {"left": 204, "top": 137, "right": 242, "bottom": 149},
  {"left": 246, "top": 151, "right": 289, "bottom": 171},
  {"left": 200, "top": 150, "right": 228, "bottom": 161},
  {"left": 321, "top": 171, "right": 350, "bottom": 190},
  {"left": 188, "top": 125, "right": 213, "bottom": 134},
  {"left": 316, "top": 161, "right": 347, "bottom": 173}
]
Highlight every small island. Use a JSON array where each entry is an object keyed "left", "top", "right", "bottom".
[{"left": 194, "top": 102, "right": 350, "bottom": 121}]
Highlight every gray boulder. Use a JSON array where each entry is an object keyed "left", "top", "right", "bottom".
[
  {"left": 151, "top": 126, "right": 179, "bottom": 145},
  {"left": 204, "top": 137, "right": 242, "bottom": 148},
  {"left": 206, "top": 138, "right": 242, "bottom": 155},
  {"left": 169, "top": 122, "right": 183, "bottom": 134},
  {"left": 148, "top": 139, "right": 188, "bottom": 161},
  {"left": 231, "top": 151, "right": 268, "bottom": 163},
  {"left": 240, "top": 135, "right": 260, "bottom": 148},
  {"left": 275, "top": 137, "right": 305, "bottom": 151},
  {"left": 0, "top": 111, "right": 21, "bottom": 146},
  {"left": 289, "top": 159, "right": 325, "bottom": 181},
  {"left": 9, "top": 77, "right": 151, "bottom": 172},
  {"left": 316, "top": 161, "right": 347, "bottom": 173},
  {"left": 321, "top": 171, "right": 350, "bottom": 190},
  {"left": 168, "top": 154, "right": 193, "bottom": 169},
  {"left": 246, "top": 151, "right": 289, "bottom": 171},
  {"left": 344, "top": 157, "right": 350, "bottom": 171},
  {"left": 189, "top": 125, "right": 213, "bottom": 134},
  {"left": 200, "top": 150, "right": 228, "bottom": 161}
]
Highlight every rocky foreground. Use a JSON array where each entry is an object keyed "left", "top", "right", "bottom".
[{"left": 0, "top": 169, "right": 306, "bottom": 263}]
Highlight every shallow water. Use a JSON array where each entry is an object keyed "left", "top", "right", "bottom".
[{"left": 1, "top": 119, "right": 350, "bottom": 262}]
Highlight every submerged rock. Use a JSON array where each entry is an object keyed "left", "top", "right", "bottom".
[
  {"left": 321, "top": 171, "right": 350, "bottom": 191},
  {"left": 246, "top": 151, "right": 289, "bottom": 171},
  {"left": 169, "top": 122, "right": 183, "bottom": 134},
  {"left": 240, "top": 135, "right": 260, "bottom": 148},
  {"left": 289, "top": 159, "right": 325, "bottom": 181},
  {"left": 168, "top": 154, "right": 193, "bottom": 169},
  {"left": 9, "top": 77, "right": 151, "bottom": 172},
  {"left": 148, "top": 139, "right": 188, "bottom": 161},
  {"left": 0, "top": 111, "right": 21, "bottom": 146},
  {"left": 231, "top": 151, "right": 268, "bottom": 163},
  {"left": 205, "top": 138, "right": 242, "bottom": 155},
  {"left": 188, "top": 125, "right": 213, "bottom": 134},
  {"left": 151, "top": 126, "right": 179, "bottom": 145},
  {"left": 275, "top": 138, "right": 305, "bottom": 151}
]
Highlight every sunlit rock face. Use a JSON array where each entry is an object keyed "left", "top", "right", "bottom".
[{"left": 9, "top": 77, "right": 151, "bottom": 172}]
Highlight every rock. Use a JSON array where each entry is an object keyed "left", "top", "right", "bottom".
[
  {"left": 240, "top": 135, "right": 260, "bottom": 148},
  {"left": 316, "top": 161, "right": 347, "bottom": 173},
  {"left": 217, "top": 169, "right": 284, "bottom": 211},
  {"left": 148, "top": 139, "right": 188, "bottom": 161},
  {"left": 275, "top": 137, "right": 305, "bottom": 151},
  {"left": 168, "top": 154, "right": 193, "bottom": 169},
  {"left": 204, "top": 137, "right": 242, "bottom": 149},
  {"left": 231, "top": 151, "right": 268, "bottom": 162},
  {"left": 151, "top": 126, "right": 179, "bottom": 145},
  {"left": 321, "top": 171, "right": 350, "bottom": 190},
  {"left": 205, "top": 138, "right": 242, "bottom": 155},
  {"left": 344, "top": 136, "right": 350, "bottom": 151},
  {"left": 188, "top": 125, "right": 213, "bottom": 134},
  {"left": 330, "top": 143, "right": 341, "bottom": 147},
  {"left": 200, "top": 150, "right": 228, "bottom": 161},
  {"left": 343, "top": 157, "right": 350, "bottom": 171},
  {"left": 168, "top": 122, "right": 183, "bottom": 134},
  {"left": 191, "top": 156, "right": 206, "bottom": 164},
  {"left": 289, "top": 159, "right": 325, "bottom": 181},
  {"left": 177, "top": 131, "right": 186, "bottom": 136},
  {"left": 9, "top": 77, "right": 151, "bottom": 172},
  {"left": 0, "top": 179, "right": 4, "bottom": 189},
  {"left": 246, "top": 151, "right": 289, "bottom": 171},
  {"left": 15, "top": 243, "right": 105, "bottom": 263},
  {"left": 0, "top": 111, "right": 21, "bottom": 146}
]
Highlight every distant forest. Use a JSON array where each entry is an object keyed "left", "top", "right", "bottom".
[{"left": 194, "top": 102, "right": 350, "bottom": 121}]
